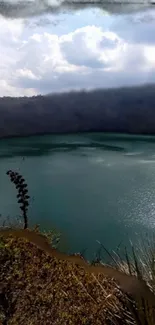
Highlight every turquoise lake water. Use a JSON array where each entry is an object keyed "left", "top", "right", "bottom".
[{"left": 1, "top": 133, "right": 155, "bottom": 260}]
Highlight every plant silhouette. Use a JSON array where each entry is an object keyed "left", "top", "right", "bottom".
[{"left": 6, "top": 170, "right": 30, "bottom": 229}]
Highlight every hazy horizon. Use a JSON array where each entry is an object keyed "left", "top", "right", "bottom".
[{"left": 0, "top": 82, "right": 154, "bottom": 98}]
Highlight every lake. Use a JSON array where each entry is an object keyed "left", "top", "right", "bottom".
[{"left": 0, "top": 132, "right": 155, "bottom": 261}]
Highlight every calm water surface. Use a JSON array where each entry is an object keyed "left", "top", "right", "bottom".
[{"left": 1, "top": 133, "right": 155, "bottom": 259}]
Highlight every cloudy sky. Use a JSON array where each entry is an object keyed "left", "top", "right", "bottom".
[{"left": 0, "top": 1, "right": 155, "bottom": 97}]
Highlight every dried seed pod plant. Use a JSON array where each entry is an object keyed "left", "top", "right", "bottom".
[{"left": 6, "top": 170, "right": 30, "bottom": 229}]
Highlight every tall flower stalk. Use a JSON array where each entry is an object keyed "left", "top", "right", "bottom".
[{"left": 6, "top": 170, "right": 30, "bottom": 229}]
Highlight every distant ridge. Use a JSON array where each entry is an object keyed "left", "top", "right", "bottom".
[{"left": 0, "top": 84, "right": 155, "bottom": 138}]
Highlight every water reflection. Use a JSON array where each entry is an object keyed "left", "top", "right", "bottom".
[
  {"left": 0, "top": 133, "right": 143, "bottom": 158},
  {"left": 1, "top": 133, "right": 155, "bottom": 159}
]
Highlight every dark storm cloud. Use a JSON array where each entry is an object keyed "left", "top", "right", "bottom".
[{"left": 0, "top": 0, "right": 154, "bottom": 19}]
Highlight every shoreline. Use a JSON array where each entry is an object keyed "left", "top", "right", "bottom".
[{"left": 1, "top": 130, "right": 155, "bottom": 142}]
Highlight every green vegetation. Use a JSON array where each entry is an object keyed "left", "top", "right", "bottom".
[{"left": 0, "top": 170, "right": 155, "bottom": 324}]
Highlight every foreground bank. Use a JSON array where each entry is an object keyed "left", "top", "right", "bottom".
[{"left": 0, "top": 231, "right": 133, "bottom": 325}]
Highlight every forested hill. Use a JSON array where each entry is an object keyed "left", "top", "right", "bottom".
[{"left": 0, "top": 84, "right": 155, "bottom": 138}]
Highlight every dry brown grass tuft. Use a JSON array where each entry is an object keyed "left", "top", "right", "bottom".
[{"left": 0, "top": 235, "right": 134, "bottom": 325}]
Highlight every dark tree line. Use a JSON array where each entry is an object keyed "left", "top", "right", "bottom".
[{"left": 0, "top": 84, "right": 155, "bottom": 138}]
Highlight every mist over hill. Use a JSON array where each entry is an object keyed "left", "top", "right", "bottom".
[{"left": 1, "top": 84, "right": 155, "bottom": 138}]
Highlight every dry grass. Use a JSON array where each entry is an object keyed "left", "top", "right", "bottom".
[{"left": 0, "top": 235, "right": 134, "bottom": 325}]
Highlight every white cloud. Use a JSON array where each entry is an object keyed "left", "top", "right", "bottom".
[
  {"left": 60, "top": 26, "right": 122, "bottom": 69},
  {"left": 0, "top": 15, "right": 155, "bottom": 97},
  {"left": 144, "top": 46, "right": 155, "bottom": 66},
  {"left": 16, "top": 68, "right": 40, "bottom": 80},
  {"left": 0, "top": 17, "right": 35, "bottom": 96},
  {"left": 0, "top": 16, "right": 24, "bottom": 42},
  {"left": 0, "top": 79, "right": 36, "bottom": 97}
]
